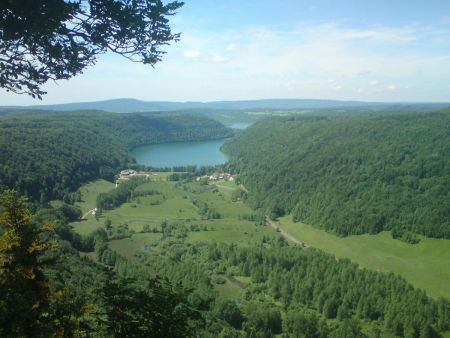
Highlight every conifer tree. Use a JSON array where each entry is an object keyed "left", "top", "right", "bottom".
[{"left": 0, "top": 189, "right": 53, "bottom": 337}]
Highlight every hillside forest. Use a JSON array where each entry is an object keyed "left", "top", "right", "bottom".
[{"left": 224, "top": 110, "right": 450, "bottom": 240}]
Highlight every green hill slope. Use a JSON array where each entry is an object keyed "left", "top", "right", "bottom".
[
  {"left": 0, "top": 110, "right": 231, "bottom": 201},
  {"left": 224, "top": 111, "right": 450, "bottom": 239}
]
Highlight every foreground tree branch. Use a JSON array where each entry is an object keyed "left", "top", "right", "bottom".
[{"left": 0, "top": 0, "right": 184, "bottom": 98}]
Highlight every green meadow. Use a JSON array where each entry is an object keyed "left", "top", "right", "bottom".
[
  {"left": 72, "top": 177, "right": 273, "bottom": 246},
  {"left": 76, "top": 179, "right": 115, "bottom": 214},
  {"left": 277, "top": 216, "right": 450, "bottom": 299},
  {"left": 71, "top": 177, "right": 450, "bottom": 300}
]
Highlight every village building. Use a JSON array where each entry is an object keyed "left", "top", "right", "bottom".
[
  {"left": 120, "top": 169, "right": 136, "bottom": 177},
  {"left": 202, "top": 172, "right": 234, "bottom": 181}
]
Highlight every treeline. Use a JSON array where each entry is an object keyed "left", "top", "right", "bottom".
[
  {"left": 0, "top": 110, "right": 231, "bottom": 201},
  {"left": 223, "top": 111, "right": 450, "bottom": 239},
  {"left": 137, "top": 236, "right": 450, "bottom": 337}
]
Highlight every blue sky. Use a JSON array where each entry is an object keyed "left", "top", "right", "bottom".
[{"left": 2, "top": 0, "right": 450, "bottom": 104}]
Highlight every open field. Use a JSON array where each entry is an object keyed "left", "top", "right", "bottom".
[
  {"left": 212, "top": 180, "right": 240, "bottom": 190},
  {"left": 109, "top": 233, "right": 161, "bottom": 267},
  {"left": 277, "top": 216, "right": 450, "bottom": 299},
  {"left": 72, "top": 177, "right": 274, "bottom": 244},
  {"left": 70, "top": 177, "right": 450, "bottom": 300},
  {"left": 69, "top": 179, "right": 115, "bottom": 235},
  {"left": 76, "top": 179, "right": 115, "bottom": 214}
]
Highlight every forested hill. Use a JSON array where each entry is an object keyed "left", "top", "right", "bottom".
[
  {"left": 224, "top": 110, "right": 450, "bottom": 239},
  {"left": 0, "top": 110, "right": 231, "bottom": 201}
]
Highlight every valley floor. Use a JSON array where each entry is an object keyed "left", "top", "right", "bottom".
[{"left": 71, "top": 177, "right": 450, "bottom": 300}]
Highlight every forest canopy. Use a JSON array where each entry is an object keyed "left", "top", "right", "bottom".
[{"left": 224, "top": 110, "right": 450, "bottom": 239}]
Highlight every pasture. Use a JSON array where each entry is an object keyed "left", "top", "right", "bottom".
[
  {"left": 72, "top": 177, "right": 273, "bottom": 245},
  {"left": 277, "top": 216, "right": 450, "bottom": 299}
]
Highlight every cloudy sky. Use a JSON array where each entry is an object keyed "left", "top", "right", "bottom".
[{"left": 2, "top": 0, "right": 450, "bottom": 104}]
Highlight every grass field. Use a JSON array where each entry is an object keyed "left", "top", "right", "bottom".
[
  {"left": 213, "top": 180, "right": 240, "bottom": 190},
  {"left": 277, "top": 216, "right": 450, "bottom": 299},
  {"left": 69, "top": 179, "right": 116, "bottom": 235},
  {"left": 72, "top": 177, "right": 275, "bottom": 245},
  {"left": 76, "top": 179, "right": 115, "bottom": 214},
  {"left": 70, "top": 177, "right": 450, "bottom": 300}
]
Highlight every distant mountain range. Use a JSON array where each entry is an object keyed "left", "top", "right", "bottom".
[{"left": 3, "top": 98, "right": 449, "bottom": 113}]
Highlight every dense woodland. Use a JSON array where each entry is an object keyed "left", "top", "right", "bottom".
[
  {"left": 137, "top": 235, "right": 449, "bottom": 337},
  {"left": 224, "top": 111, "right": 450, "bottom": 239},
  {"left": 0, "top": 110, "right": 231, "bottom": 201},
  {"left": 1, "top": 188, "right": 449, "bottom": 337}
]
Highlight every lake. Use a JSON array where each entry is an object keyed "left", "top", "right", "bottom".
[
  {"left": 229, "top": 122, "right": 252, "bottom": 129},
  {"left": 132, "top": 139, "right": 228, "bottom": 167}
]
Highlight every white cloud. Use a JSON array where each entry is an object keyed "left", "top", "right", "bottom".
[
  {"left": 183, "top": 50, "right": 202, "bottom": 59},
  {"left": 226, "top": 43, "right": 239, "bottom": 52},
  {"left": 210, "top": 54, "right": 228, "bottom": 63},
  {"left": 370, "top": 80, "right": 378, "bottom": 85},
  {"left": 333, "top": 27, "right": 417, "bottom": 44},
  {"left": 387, "top": 85, "right": 398, "bottom": 91}
]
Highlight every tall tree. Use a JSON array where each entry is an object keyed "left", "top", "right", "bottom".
[
  {"left": 0, "top": 0, "right": 184, "bottom": 98},
  {"left": 0, "top": 189, "right": 53, "bottom": 337}
]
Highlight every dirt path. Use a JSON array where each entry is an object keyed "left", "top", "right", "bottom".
[
  {"left": 82, "top": 208, "right": 96, "bottom": 220},
  {"left": 266, "top": 217, "right": 308, "bottom": 248},
  {"left": 239, "top": 184, "right": 248, "bottom": 193}
]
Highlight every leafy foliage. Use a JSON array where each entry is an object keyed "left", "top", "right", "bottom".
[
  {"left": 0, "top": 0, "right": 184, "bottom": 98},
  {"left": 224, "top": 111, "right": 450, "bottom": 238},
  {"left": 99, "top": 276, "right": 198, "bottom": 337}
]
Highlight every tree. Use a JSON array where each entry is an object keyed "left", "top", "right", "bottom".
[
  {"left": 0, "top": 189, "right": 53, "bottom": 337},
  {"left": 99, "top": 275, "right": 198, "bottom": 337},
  {"left": 214, "top": 298, "right": 244, "bottom": 329},
  {"left": 0, "top": 0, "right": 184, "bottom": 98},
  {"left": 104, "top": 217, "right": 112, "bottom": 230},
  {"left": 332, "top": 319, "right": 364, "bottom": 338}
]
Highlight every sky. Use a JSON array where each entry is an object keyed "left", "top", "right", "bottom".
[{"left": 2, "top": 0, "right": 450, "bottom": 104}]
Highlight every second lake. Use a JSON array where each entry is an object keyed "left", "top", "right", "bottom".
[{"left": 132, "top": 139, "right": 228, "bottom": 168}]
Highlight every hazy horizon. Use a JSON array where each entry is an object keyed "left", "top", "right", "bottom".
[{"left": 4, "top": 97, "right": 450, "bottom": 108}]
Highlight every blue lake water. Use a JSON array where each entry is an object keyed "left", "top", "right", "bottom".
[
  {"left": 229, "top": 122, "right": 252, "bottom": 129},
  {"left": 132, "top": 139, "right": 228, "bottom": 167}
]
